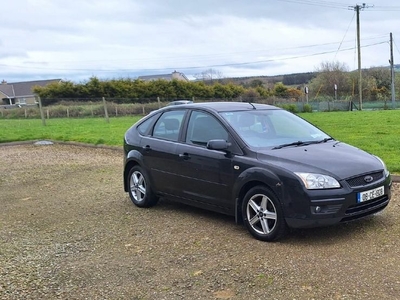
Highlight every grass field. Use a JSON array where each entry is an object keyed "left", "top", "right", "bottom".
[
  {"left": 301, "top": 110, "right": 400, "bottom": 173},
  {"left": 1, "top": 110, "right": 399, "bottom": 173},
  {"left": 0, "top": 117, "right": 141, "bottom": 146}
]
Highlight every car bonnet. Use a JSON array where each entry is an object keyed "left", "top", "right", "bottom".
[{"left": 256, "top": 141, "right": 384, "bottom": 180}]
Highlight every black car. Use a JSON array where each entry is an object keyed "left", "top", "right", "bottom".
[
  {"left": 167, "top": 100, "right": 193, "bottom": 106},
  {"left": 123, "top": 102, "right": 392, "bottom": 241}
]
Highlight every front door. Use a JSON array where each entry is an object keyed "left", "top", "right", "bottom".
[{"left": 175, "top": 111, "right": 235, "bottom": 211}]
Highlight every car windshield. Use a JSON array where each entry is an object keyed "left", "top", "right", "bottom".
[{"left": 220, "top": 109, "right": 332, "bottom": 149}]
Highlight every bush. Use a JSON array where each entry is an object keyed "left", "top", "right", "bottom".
[
  {"left": 280, "top": 104, "right": 299, "bottom": 113},
  {"left": 302, "top": 104, "right": 313, "bottom": 113}
]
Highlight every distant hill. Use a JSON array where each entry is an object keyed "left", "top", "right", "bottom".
[
  {"left": 221, "top": 64, "right": 400, "bottom": 87},
  {"left": 220, "top": 72, "right": 317, "bottom": 87}
]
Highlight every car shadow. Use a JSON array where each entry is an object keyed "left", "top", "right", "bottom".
[
  {"left": 153, "top": 198, "right": 235, "bottom": 224},
  {"left": 147, "top": 198, "right": 390, "bottom": 244},
  {"left": 283, "top": 213, "right": 390, "bottom": 245}
]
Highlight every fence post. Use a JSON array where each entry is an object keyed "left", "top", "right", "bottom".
[
  {"left": 36, "top": 96, "right": 46, "bottom": 126},
  {"left": 115, "top": 106, "right": 118, "bottom": 117},
  {"left": 103, "top": 97, "right": 109, "bottom": 123},
  {"left": 47, "top": 109, "right": 49, "bottom": 119},
  {"left": 25, "top": 109, "right": 27, "bottom": 118},
  {"left": 157, "top": 97, "right": 161, "bottom": 108},
  {"left": 67, "top": 108, "right": 69, "bottom": 118}
]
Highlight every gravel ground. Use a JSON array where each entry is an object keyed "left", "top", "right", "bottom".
[{"left": 1, "top": 143, "right": 399, "bottom": 300}]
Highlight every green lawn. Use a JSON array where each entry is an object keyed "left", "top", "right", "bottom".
[
  {"left": 1, "top": 110, "right": 399, "bottom": 173},
  {"left": 0, "top": 117, "right": 142, "bottom": 146},
  {"left": 299, "top": 110, "right": 400, "bottom": 174}
]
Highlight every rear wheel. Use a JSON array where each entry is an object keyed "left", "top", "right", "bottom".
[
  {"left": 128, "top": 166, "right": 158, "bottom": 207},
  {"left": 242, "top": 186, "right": 287, "bottom": 241}
]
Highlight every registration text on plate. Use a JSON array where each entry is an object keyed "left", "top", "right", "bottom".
[{"left": 357, "top": 186, "right": 384, "bottom": 203}]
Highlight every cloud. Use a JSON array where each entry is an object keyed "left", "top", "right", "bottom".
[{"left": 1, "top": 0, "right": 400, "bottom": 82}]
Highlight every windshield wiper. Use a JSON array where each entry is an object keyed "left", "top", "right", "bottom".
[
  {"left": 272, "top": 141, "right": 309, "bottom": 150},
  {"left": 306, "top": 137, "right": 335, "bottom": 145},
  {"left": 272, "top": 138, "right": 334, "bottom": 149},
  {"left": 316, "top": 137, "right": 334, "bottom": 143}
]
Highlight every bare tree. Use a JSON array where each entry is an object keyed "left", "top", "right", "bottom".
[
  {"left": 194, "top": 68, "right": 224, "bottom": 82},
  {"left": 309, "top": 61, "right": 352, "bottom": 99}
]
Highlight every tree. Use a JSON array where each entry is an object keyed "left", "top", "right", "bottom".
[
  {"left": 194, "top": 68, "right": 224, "bottom": 82},
  {"left": 241, "top": 88, "right": 260, "bottom": 102},
  {"left": 309, "top": 61, "right": 352, "bottom": 99},
  {"left": 274, "top": 82, "right": 288, "bottom": 98},
  {"left": 249, "top": 79, "right": 264, "bottom": 88},
  {"left": 286, "top": 88, "right": 303, "bottom": 101},
  {"left": 364, "top": 67, "right": 391, "bottom": 90},
  {"left": 85, "top": 76, "right": 104, "bottom": 98},
  {"left": 190, "top": 81, "right": 214, "bottom": 99}
]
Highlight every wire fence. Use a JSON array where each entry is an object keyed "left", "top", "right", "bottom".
[{"left": 0, "top": 98, "right": 398, "bottom": 119}]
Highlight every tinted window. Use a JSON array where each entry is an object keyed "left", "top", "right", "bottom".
[
  {"left": 137, "top": 115, "right": 158, "bottom": 135},
  {"left": 186, "top": 111, "right": 228, "bottom": 146},
  {"left": 153, "top": 110, "right": 185, "bottom": 141}
]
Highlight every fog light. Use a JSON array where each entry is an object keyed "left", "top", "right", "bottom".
[{"left": 315, "top": 206, "right": 322, "bottom": 213}]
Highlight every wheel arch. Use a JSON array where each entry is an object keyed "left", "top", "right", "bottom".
[
  {"left": 123, "top": 150, "right": 143, "bottom": 192},
  {"left": 233, "top": 167, "right": 284, "bottom": 224}
]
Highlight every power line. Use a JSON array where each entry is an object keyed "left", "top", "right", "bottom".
[
  {"left": 276, "top": 0, "right": 349, "bottom": 10},
  {"left": 349, "top": 3, "right": 374, "bottom": 110},
  {"left": 394, "top": 39, "right": 400, "bottom": 57},
  {"left": 334, "top": 10, "right": 356, "bottom": 60},
  {"left": 0, "top": 33, "right": 388, "bottom": 69},
  {"left": 371, "top": 5, "right": 400, "bottom": 11},
  {"left": 0, "top": 41, "right": 387, "bottom": 73},
  {"left": 276, "top": 0, "right": 400, "bottom": 11}
]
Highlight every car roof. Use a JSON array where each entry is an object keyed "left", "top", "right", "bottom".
[{"left": 168, "top": 101, "right": 280, "bottom": 112}]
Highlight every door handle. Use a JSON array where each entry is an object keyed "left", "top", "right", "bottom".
[
  {"left": 178, "top": 153, "right": 190, "bottom": 160},
  {"left": 142, "top": 145, "right": 151, "bottom": 152}
]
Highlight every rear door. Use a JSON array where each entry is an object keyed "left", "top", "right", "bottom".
[{"left": 140, "top": 109, "right": 186, "bottom": 195}]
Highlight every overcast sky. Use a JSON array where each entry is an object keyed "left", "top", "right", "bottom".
[{"left": 2, "top": 0, "right": 400, "bottom": 83}]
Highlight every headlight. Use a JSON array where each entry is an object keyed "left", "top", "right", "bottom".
[
  {"left": 295, "top": 172, "right": 340, "bottom": 189},
  {"left": 374, "top": 155, "right": 390, "bottom": 177}
]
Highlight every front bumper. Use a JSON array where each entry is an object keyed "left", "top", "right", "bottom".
[{"left": 284, "top": 174, "right": 392, "bottom": 229}]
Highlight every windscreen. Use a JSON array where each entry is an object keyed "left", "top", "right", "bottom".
[{"left": 220, "top": 109, "right": 331, "bottom": 149}]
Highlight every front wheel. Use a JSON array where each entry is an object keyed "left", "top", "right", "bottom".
[
  {"left": 127, "top": 166, "right": 158, "bottom": 208},
  {"left": 242, "top": 186, "right": 287, "bottom": 242}
]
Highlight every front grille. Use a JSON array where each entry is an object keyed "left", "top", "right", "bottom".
[
  {"left": 346, "top": 171, "right": 383, "bottom": 188},
  {"left": 341, "top": 196, "right": 389, "bottom": 222}
]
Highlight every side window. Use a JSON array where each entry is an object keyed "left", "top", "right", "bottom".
[
  {"left": 137, "top": 114, "right": 159, "bottom": 135},
  {"left": 153, "top": 110, "right": 185, "bottom": 141},
  {"left": 186, "top": 111, "right": 228, "bottom": 146}
]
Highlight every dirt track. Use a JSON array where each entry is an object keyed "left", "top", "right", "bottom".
[{"left": 1, "top": 143, "right": 399, "bottom": 299}]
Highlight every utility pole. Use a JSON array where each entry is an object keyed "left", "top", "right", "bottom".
[
  {"left": 349, "top": 3, "right": 372, "bottom": 110},
  {"left": 390, "top": 32, "right": 396, "bottom": 109}
]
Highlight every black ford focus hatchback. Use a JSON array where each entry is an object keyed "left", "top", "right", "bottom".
[{"left": 123, "top": 102, "right": 392, "bottom": 241}]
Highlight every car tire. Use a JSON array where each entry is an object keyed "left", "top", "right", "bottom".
[
  {"left": 242, "top": 186, "right": 287, "bottom": 242},
  {"left": 127, "top": 166, "right": 158, "bottom": 208}
]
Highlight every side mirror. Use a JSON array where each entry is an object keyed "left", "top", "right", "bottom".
[{"left": 206, "top": 139, "right": 231, "bottom": 152}]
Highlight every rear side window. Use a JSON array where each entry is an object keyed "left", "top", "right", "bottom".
[
  {"left": 137, "top": 115, "right": 158, "bottom": 135},
  {"left": 153, "top": 110, "right": 186, "bottom": 141}
]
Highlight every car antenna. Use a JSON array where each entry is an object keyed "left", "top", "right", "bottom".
[{"left": 248, "top": 102, "right": 256, "bottom": 109}]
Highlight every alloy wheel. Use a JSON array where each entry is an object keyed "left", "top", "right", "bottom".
[
  {"left": 130, "top": 171, "right": 146, "bottom": 202},
  {"left": 246, "top": 193, "right": 277, "bottom": 235}
]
